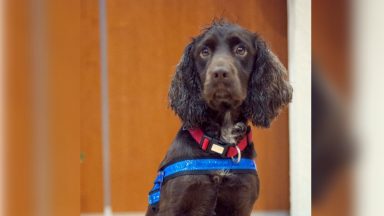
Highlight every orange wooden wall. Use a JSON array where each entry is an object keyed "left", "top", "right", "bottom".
[
  {"left": 4, "top": 0, "right": 289, "bottom": 214},
  {"left": 6, "top": 0, "right": 81, "bottom": 215},
  {"left": 80, "top": 0, "right": 104, "bottom": 211},
  {"left": 80, "top": 0, "right": 290, "bottom": 212}
]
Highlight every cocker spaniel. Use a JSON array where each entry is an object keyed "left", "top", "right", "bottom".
[{"left": 146, "top": 20, "right": 292, "bottom": 216}]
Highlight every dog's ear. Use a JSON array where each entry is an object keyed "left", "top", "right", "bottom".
[
  {"left": 243, "top": 35, "right": 293, "bottom": 127},
  {"left": 168, "top": 41, "right": 208, "bottom": 128}
]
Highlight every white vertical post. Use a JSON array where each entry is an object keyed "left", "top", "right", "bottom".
[
  {"left": 287, "top": 0, "right": 311, "bottom": 215},
  {"left": 98, "top": 0, "right": 112, "bottom": 215},
  {"left": 353, "top": 0, "right": 384, "bottom": 215}
]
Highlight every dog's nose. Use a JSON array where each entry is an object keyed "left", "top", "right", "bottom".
[{"left": 212, "top": 69, "right": 229, "bottom": 79}]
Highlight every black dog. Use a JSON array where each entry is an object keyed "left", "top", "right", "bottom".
[{"left": 146, "top": 21, "right": 292, "bottom": 216}]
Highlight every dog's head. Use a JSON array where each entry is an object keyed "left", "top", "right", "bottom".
[{"left": 169, "top": 21, "right": 292, "bottom": 128}]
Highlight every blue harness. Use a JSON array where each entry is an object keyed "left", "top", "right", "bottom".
[{"left": 148, "top": 158, "right": 257, "bottom": 206}]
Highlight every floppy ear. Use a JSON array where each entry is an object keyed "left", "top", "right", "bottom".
[
  {"left": 243, "top": 35, "right": 293, "bottom": 127},
  {"left": 168, "top": 42, "right": 209, "bottom": 128}
]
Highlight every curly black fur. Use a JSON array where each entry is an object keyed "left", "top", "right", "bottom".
[
  {"left": 242, "top": 34, "right": 293, "bottom": 127},
  {"left": 169, "top": 22, "right": 292, "bottom": 128},
  {"left": 168, "top": 42, "right": 210, "bottom": 128}
]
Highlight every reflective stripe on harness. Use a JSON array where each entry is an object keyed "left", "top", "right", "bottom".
[{"left": 148, "top": 158, "right": 257, "bottom": 206}]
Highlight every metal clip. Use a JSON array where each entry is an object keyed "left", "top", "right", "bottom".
[{"left": 231, "top": 145, "right": 241, "bottom": 163}]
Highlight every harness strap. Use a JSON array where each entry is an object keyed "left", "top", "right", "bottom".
[
  {"left": 188, "top": 127, "right": 252, "bottom": 158},
  {"left": 148, "top": 158, "right": 257, "bottom": 206}
]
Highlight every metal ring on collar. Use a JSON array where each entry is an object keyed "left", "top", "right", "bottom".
[{"left": 231, "top": 145, "right": 241, "bottom": 163}]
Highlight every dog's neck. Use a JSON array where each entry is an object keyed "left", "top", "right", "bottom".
[
  {"left": 200, "top": 109, "right": 247, "bottom": 144},
  {"left": 220, "top": 112, "right": 237, "bottom": 143}
]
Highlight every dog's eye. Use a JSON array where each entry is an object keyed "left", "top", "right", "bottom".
[
  {"left": 200, "top": 47, "right": 211, "bottom": 58},
  {"left": 235, "top": 45, "right": 247, "bottom": 56}
]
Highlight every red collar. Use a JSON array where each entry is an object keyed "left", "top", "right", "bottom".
[{"left": 188, "top": 127, "right": 252, "bottom": 158}]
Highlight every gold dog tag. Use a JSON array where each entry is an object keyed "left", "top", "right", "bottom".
[{"left": 211, "top": 144, "right": 224, "bottom": 154}]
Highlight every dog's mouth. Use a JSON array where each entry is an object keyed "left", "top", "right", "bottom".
[{"left": 205, "top": 89, "right": 243, "bottom": 111}]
